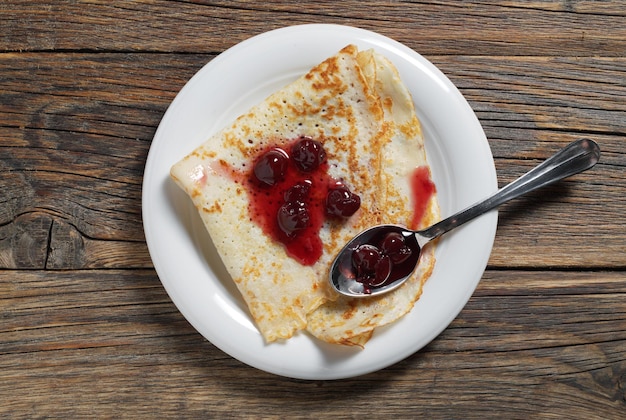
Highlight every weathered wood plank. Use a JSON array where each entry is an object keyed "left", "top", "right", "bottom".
[
  {"left": 0, "top": 53, "right": 201, "bottom": 269},
  {"left": 0, "top": 212, "right": 51, "bottom": 268},
  {"left": 1, "top": 53, "right": 623, "bottom": 269},
  {"left": 434, "top": 56, "right": 626, "bottom": 138},
  {"left": 1, "top": 269, "right": 624, "bottom": 417},
  {"left": 431, "top": 56, "right": 625, "bottom": 267},
  {"left": 0, "top": 1, "right": 625, "bottom": 56}
]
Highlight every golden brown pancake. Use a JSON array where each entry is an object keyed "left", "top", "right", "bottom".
[
  {"left": 170, "top": 45, "right": 439, "bottom": 345},
  {"left": 305, "top": 50, "right": 440, "bottom": 346}
]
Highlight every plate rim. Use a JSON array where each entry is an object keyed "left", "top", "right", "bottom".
[{"left": 142, "top": 23, "right": 498, "bottom": 380}]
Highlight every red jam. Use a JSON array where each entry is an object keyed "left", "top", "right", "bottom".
[
  {"left": 220, "top": 137, "right": 435, "bottom": 275},
  {"left": 344, "top": 165, "right": 436, "bottom": 293},
  {"left": 245, "top": 136, "right": 360, "bottom": 266},
  {"left": 410, "top": 166, "right": 436, "bottom": 229},
  {"left": 348, "top": 229, "right": 421, "bottom": 293}
]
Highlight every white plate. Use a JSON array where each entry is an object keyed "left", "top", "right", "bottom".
[{"left": 142, "top": 24, "right": 497, "bottom": 380}]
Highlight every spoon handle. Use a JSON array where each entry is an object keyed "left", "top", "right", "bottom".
[{"left": 417, "top": 138, "right": 600, "bottom": 244}]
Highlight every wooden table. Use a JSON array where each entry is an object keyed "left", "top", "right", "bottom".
[{"left": 1, "top": 1, "right": 625, "bottom": 418}]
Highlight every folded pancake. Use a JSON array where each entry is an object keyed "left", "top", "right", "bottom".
[
  {"left": 305, "top": 50, "right": 440, "bottom": 346},
  {"left": 171, "top": 45, "right": 439, "bottom": 345},
  {"left": 171, "top": 45, "right": 392, "bottom": 342}
]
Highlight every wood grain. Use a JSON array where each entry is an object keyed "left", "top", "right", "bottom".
[
  {"left": 1, "top": 53, "right": 623, "bottom": 269},
  {"left": 0, "top": 52, "right": 205, "bottom": 269},
  {"left": 1, "top": 270, "right": 624, "bottom": 417},
  {"left": 1, "top": 1, "right": 625, "bottom": 56},
  {"left": 0, "top": 0, "right": 624, "bottom": 418}
]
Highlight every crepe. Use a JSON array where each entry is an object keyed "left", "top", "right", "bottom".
[
  {"left": 170, "top": 45, "right": 439, "bottom": 345},
  {"left": 305, "top": 50, "right": 440, "bottom": 346},
  {"left": 171, "top": 45, "right": 388, "bottom": 342}
]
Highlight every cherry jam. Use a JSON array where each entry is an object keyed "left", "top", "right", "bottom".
[
  {"left": 325, "top": 185, "right": 361, "bottom": 217},
  {"left": 410, "top": 166, "right": 436, "bottom": 229},
  {"left": 246, "top": 136, "right": 360, "bottom": 266},
  {"left": 339, "top": 166, "right": 436, "bottom": 294},
  {"left": 252, "top": 149, "right": 289, "bottom": 187},
  {"left": 350, "top": 230, "right": 420, "bottom": 292}
]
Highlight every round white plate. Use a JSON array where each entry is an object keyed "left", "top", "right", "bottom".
[{"left": 142, "top": 24, "right": 497, "bottom": 380}]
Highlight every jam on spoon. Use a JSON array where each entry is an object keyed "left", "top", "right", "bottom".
[{"left": 330, "top": 138, "right": 601, "bottom": 297}]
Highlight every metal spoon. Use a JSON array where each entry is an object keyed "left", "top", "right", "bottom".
[{"left": 330, "top": 138, "right": 601, "bottom": 297}]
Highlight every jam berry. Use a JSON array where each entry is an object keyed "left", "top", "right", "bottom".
[
  {"left": 325, "top": 185, "right": 361, "bottom": 218},
  {"left": 372, "top": 254, "right": 392, "bottom": 286},
  {"left": 277, "top": 200, "right": 310, "bottom": 238},
  {"left": 380, "top": 232, "right": 413, "bottom": 264},
  {"left": 253, "top": 148, "right": 288, "bottom": 187},
  {"left": 352, "top": 244, "right": 382, "bottom": 276},
  {"left": 352, "top": 244, "right": 391, "bottom": 287},
  {"left": 350, "top": 231, "right": 416, "bottom": 290},
  {"left": 284, "top": 180, "right": 312, "bottom": 203},
  {"left": 291, "top": 136, "right": 327, "bottom": 172}
]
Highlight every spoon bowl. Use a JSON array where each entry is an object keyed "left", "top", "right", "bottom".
[{"left": 330, "top": 138, "right": 601, "bottom": 297}]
